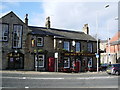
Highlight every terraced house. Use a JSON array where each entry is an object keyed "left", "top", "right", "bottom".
[{"left": 0, "top": 11, "right": 99, "bottom": 72}]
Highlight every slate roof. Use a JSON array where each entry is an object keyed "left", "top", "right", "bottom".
[
  {"left": 29, "top": 26, "right": 97, "bottom": 42},
  {"left": 29, "top": 26, "right": 63, "bottom": 37}
]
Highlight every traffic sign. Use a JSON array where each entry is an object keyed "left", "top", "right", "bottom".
[{"left": 96, "top": 54, "right": 99, "bottom": 58}]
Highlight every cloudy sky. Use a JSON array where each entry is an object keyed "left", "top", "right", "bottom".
[{"left": 1, "top": 0, "right": 119, "bottom": 40}]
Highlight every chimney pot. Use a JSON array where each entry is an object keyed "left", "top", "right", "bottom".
[
  {"left": 25, "top": 14, "right": 28, "bottom": 25},
  {"left": 45, "top": 16, "right": 51, "bottom": 29},
  {"left": 83, "top": 24, "right": 89, "bottom": 34}
]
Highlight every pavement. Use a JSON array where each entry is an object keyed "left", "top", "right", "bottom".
[{"left": 0, "top": 70, "right": 106, "bottom": 75}]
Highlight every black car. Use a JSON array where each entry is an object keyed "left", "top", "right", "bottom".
[{"left": 106, "top": 63, "right": 120, "bottom": 75}]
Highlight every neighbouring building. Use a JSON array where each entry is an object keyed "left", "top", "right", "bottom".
[
  {"left": 100, "top": 40, "right": 108, "bottom": 64},
  {"left": 100, "top": 31, "right": 120, "bottom": 64},
  {"left": 106, "top": 31, "right": 120, "bottom": 63},
  {"left": 0, "top": 11, "right": 98, "bottom": 72}
]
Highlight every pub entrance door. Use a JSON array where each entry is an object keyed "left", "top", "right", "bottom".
[{"left": 8, "top": 52, "right": 24, "bottom": 69}]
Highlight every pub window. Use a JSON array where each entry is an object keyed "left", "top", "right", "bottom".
[
  {"left": 88, "top": 57, "right": 92, "bottom": 67},
  {"left": 38, "top": 55, "right": 44, "bottom": 67},
  {"left": 76, "top": 42, "right": 81, "bottom": 52},
  {"left": 13, "top": 25, "right": 23, "bottom": 48},
  {"left": 37, "top": 37, "right": 43, "bottom": 46},
  {"left": 31, "top": 38, "right": 35, "bottom": 47},
  {"left": 64, "top": 57, "right": 70, "bottom": 68},
  {"left": 64, "top": 41, "right": 70, "bottom": 51},
  {"left": 1, "top": 24, "right": 9, "bottom": 41},
  {"left": 87, "top": 43, "right": 93, "bottom": 53}
]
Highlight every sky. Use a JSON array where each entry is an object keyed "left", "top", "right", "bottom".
[{"left": 0, "top": 0, "right": 119, "bottom": 40}]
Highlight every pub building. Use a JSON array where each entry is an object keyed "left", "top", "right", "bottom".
[{"left": 1, "top": 11, "right": 99, "bottom": 72}]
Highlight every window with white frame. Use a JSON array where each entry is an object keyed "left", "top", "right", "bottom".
[
  {"left": 76, "top": 42, "right": 81, "bottom": 52},
  {"left": 87, "top": 43, "right": 93, "bottom": 53},
  {"left": 1, "top": 24, "right": 9, "bottom": 41},
  {"left": 88, "top": 57, "right": 92, "bottom": 67},
  {"left": 35, "top": 55, "right": 44, "bottom": 67},
  {"left": 37, "top": 37, "right": 43, "bottom": 46},
  {"left": 38, "top": 55, "right": 44, "bottom": 67},
  {"left": 64, "top": 41, "right": 70, "bottom": 51},
  {"left": 64, "top": 57, "right": 70, "bottom": 68},
  {"left": 13, "top": 25, "right": 22, "bottom": 48}
]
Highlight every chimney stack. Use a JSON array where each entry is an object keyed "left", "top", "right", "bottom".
[
  {"left": 82, "top": 24, "right": 89, "bottom": 34},
  {"left": 45, "top": 16, "right": 50, "bottom": 29},
  {"left": 25, "top": 14, "right": 28, "bottom": 26}
]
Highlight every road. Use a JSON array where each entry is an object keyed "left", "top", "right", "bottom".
[{"left": 1, "top": 71, "right": 120, "bottom": 89}]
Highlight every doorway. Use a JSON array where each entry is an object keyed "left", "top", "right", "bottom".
[{"left": 8, "top": 52, "right": 24, "bottom": 69}]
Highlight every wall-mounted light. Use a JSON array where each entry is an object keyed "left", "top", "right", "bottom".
[
  {"left": 59, "top": 40, "right": 62, "bottom": 44},
  {"left": 72, "top": 40, "right": 75, "bottom": 46},
  {"left": 15, "top": 50, "right": 17, "bottom": 53}
]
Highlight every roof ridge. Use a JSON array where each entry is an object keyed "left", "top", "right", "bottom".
[{"left": 29, "top": 26, "right": 84, "bottom": 34}]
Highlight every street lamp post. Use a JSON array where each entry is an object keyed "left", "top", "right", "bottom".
[
  {"left": 96, "top": 11, "right": 99, "bottom": 72},
  {"left": 96, "top": 4, "right": 110, "bottom": 72},
  {"left": 105, "top": 5, "right": 110, "bottom": 63}
]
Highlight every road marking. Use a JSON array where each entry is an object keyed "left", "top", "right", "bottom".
[
  {"left": 23, "top": 77, "right": 26, "bottom": 79},
  {"left": 77, "top": 76, "right": 116, "bottom": 80},
  {"left": 27, "top": 77, "right": 64, "bottom": 80},
  {"left": 2, "top": 77, "right": 64, "bottom": 80},
  {"left": 2, "top": 76, "right": 118, "bottom": 80},
  {"left": 25, "top": 86, "right": 29, "bottom": 88}
]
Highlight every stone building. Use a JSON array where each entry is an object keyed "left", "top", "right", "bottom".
[{"left": 0, "top": 11, "right": 98, "bottom": 72}]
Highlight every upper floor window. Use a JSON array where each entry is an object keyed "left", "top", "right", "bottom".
[
  {"left": 37, "top": 37, "right": 43, "bottom": 46},
  {"left": 31, "top": 37, "right": 36, "bottom": 47},
  {"left": 1, "top": 24, "right": 9, "bottom": 41},
  {"left": 64, "top": 41, "right": 70, "bottom": 51},
  {"left": 76, "top": 42, "right": 81, "bottom": 52},
  {"left": 87, "top": 43, "right": 93, "bottom": 53},
  {"left": 13, "top": 25, "right": 23, "bottom": 48}
]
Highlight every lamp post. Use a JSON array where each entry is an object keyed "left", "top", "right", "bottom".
[
  {"left": 105, "top": 5, "right": 110, "bottom": 64},
  {"left": 96, "top": 11, "right": 99, "bottom": 72},
  {"left": 96, "top": 4, "right": 110, "bottom": 72}
]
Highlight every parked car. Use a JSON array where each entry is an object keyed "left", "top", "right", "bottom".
[
  {"left": 100, "top": 63, "right": 109, "bottom": 71},
  {"left": 106, "top": 63, "right": 120, "bottom": 75}
]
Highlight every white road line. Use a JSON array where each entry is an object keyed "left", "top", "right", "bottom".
[
  {"left": 2, "top": 76, "right": 118, "bottom": 80},
  {"left": 27, "top": 77, "right": 64, "bottom": 80},
  {"left": 77, "top": 76, "right": 116, "bottom": 80},
  {"left": 25, "top": 86, "right": 29, "bottom": 88},
  {"left": 2, "top": 77, "right": 64, "bottom": 80}
]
